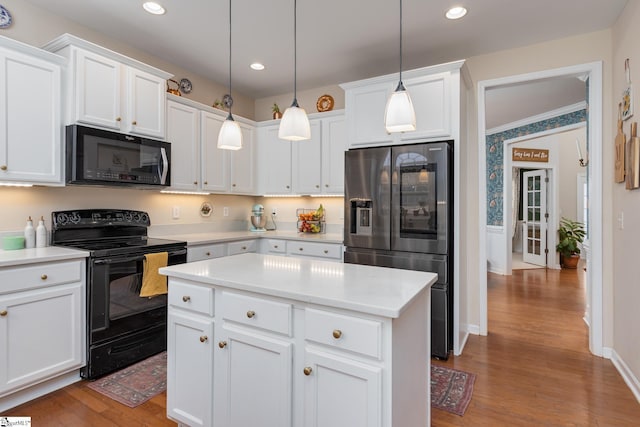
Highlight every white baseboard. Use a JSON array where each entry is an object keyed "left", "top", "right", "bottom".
[
  {"left": 610, "top": 349, "right": 640, "bottom": 404},
  {"left": 467, "top": 324, "right": 481, "bottom": 335},
  {"left": 0, "top": 370, "right": 82, "bottom": 412},
  {"left": 487, "top": 266, "right": 507, "bottom": 275}
]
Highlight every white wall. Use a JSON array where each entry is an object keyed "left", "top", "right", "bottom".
[{"left": 611, "top": 0, "right": 640, "bottom": 400}]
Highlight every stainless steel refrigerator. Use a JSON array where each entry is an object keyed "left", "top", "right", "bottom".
[{"left": 343, "top": 141, "right": 453, "bottom": 359}]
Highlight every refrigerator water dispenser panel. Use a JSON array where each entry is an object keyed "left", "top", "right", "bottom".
[{"left": 350, "top": 199, "right": 373, "bottom": 236}]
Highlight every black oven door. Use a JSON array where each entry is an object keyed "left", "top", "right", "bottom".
[{"left": 83, "top": 247, "right": 186, "bottom": 379}]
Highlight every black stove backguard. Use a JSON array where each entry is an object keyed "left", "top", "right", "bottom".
[{"left": 51, "top": 209, "right": 186, "bottom": 379}]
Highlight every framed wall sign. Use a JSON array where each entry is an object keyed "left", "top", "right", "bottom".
[{"left": 512, "top": 148, "right": 549, "bottom": 163}]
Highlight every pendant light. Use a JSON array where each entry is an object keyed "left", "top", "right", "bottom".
[
  {"left": 217, "top": 0, "right": 242, "bottom": 150},
  {"left": 278, "top": 0, "right": 311, "bottom": 141},
  {"left": 384, "top": 0, "right": 416, "bottom": 133}
]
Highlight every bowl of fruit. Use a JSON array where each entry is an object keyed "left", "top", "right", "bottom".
[{"left": 297, "top": 205, "right": 325, "bottom": 233}]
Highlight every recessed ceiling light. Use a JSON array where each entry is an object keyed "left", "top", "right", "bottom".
[
  {"left": 143, "top": 2, "right": 166, "bottom": 15},
  {"left": 250, "top": 63, "right": 265, "bottom": 71},
  {"left": 446, "top": 6, "right": 467, "bottom": 20}
]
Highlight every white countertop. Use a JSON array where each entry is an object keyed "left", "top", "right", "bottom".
[
  {"left": 153, "top": 230, "right": 343, "bottom": 245},
  {"left": 0, "top": 246, "right": 89, "bottom": 268},
  {"left": 160, "top": 253, "right": 436, "bottom": 318}
]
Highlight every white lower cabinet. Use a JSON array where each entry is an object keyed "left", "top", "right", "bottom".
[
  {"left": 214, "top": 328, "right": 293, "bottom": 427},
  {"left": 303, "top": 349, "right": 382, "bottom": 427},
  {"left": 0, "top": 260, "right": 85, "bottom": 397},
  {"left": 167, "top": 310, "right": 214, "bottom": 427},
  {"left": 261, "top": 239, "right": 343, "bottom": 262}
]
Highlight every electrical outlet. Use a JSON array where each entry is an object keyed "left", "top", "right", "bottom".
[
  {"left": 172, "top": 206, "right": 180, "bottom": 219},
  {"left": 223, "top": 207, "right": 229, "bottom": 217},
  {"left": 272, "top": 207, "right": 277, "bottom": 216}
]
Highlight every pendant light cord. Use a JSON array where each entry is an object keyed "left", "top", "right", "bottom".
[
  {"left": 399, "top": 0, "right": 403, "bottom": 85},
  {"left": 290, "top": 0, "right": 298, "bottom": 107},
  {"left": 228, "top": 0, "right": 233, "bottom": 117}
]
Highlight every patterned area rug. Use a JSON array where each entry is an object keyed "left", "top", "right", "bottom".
[
  {"left": 86, "top": 352, "right": 167, "bottom": 408},
  {"left": 431, "top": 365, "right": 476, "bottom": 416}
]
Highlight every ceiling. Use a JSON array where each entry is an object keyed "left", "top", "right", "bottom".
[{"left": 23, "top": 0, "right": 625, "bottom": 126}]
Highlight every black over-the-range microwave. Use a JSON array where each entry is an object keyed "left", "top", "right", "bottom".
[{"left": 65, "top": 125, "right": 171, "bottom": 188}]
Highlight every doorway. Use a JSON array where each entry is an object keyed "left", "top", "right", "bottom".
[{"left": 477, "top": 62, "right": 604, "bottom": 357}]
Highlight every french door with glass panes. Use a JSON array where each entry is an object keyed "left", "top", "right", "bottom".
[{"left": 522, "top": 170, "right": 547, "bottom": 266}]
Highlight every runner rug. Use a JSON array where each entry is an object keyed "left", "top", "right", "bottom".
[
  {"left": 431, "top": 365, "right": 476, "bottom": 416},
  {"left": 86, "top": 352, "right": 167, "bottom": 408}
]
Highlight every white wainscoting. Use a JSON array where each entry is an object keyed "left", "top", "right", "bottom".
[{"left": 487, "top": 225, "right": 507, "bottom": 274}]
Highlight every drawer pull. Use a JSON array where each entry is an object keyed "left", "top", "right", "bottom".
[
  {"left": 246, "top": 310, "right": 256, "bottom": 319},
  {"left": 132, "top": 120, "right": 137, "bottom": 125},
  {"left": 241, "top": 246, "right": 247, "bottom": 250},
  {"left": 324, "top": 250, "right": 329, "bottom": 254},
  {"left": 332, "top": 329, "right": 343, "bottom": 339},
  {"left": 303, "top": 367, "right": 313, "bottom": 376},
  {"left": 0, "top": 310, "right": 7, "bottom": 317},
  {"left": 199, "top": 336, "right": 208, "bottom": 343},
  {"left": 115, "top": 117, "right": 122, "bottom": 122},
  {"left": 206, "top": 252, "right": 211, "bottom": 256},
  {"left": 315, "top": 185, "right": 320, "bottom": 188},
  {"left": 182, "top": 296, "right": 191, "bottom": 302},
  {"left": 194, "top": 181, "right": 198, "bottom": 185},
  {"left": 218, "top": 341, "right": 227, "bottom": 349},
  {"left": 0, "top": 165, "right": 6, "bottom": 171},
  {"left": 41, "top": 274, "right": 48, "bottom": 280},
  {"left": 299, "top": 247, "right": 303, "bottom": 251},
  {"left": 274, "top": 245, "right": 279, "bottom": 249},
  {"left": 232, "top": 183, "right": 236, "bottom": 187}
]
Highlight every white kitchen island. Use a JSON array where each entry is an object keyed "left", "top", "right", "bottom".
[{"left": 160, "top": 253, "right": 436, "bottom": 427}]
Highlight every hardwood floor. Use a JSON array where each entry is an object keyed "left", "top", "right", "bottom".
[{"left": 4, "top": 265, "right": 639, "bottom": 426}]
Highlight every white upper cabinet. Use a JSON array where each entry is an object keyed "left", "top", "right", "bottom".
[
  {"left": 0, "top": 36, "right": 64, "bottom": 185},
  {"left": 166, "top": 99, "right": 200, "bottom": 191},
  {"left": 341, "top": 61, "right": 464, "bottom": 148},
  {"left": 257, "top": 110, "right": 345, "bottom": 196},
  {"left": 43, "top": 34, "right": 172, "bottom": 139},
  {"left": 166, "top": 96, "right": 256, "bottom": 195}
]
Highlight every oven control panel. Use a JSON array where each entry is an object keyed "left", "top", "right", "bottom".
[{"left": 52, "top": 209, "right": 150, "bottom": 229}]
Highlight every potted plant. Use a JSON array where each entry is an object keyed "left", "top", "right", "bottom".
[
  {"left": 556, "top": 217, "right": 585, "bottom": 269},
  {"left": 213, "top": 99, "right": 224, "bottom": 109},
  {"left": 272, "top": 103, "right": 282, "bottom": 119}
]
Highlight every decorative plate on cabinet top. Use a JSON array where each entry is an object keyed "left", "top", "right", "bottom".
[
  {"left": 316, "top": 94, "right": 334, "bottom": 112},
  {"left": 179, "top": 78, "right": 192, "bottom": 94},
  {"left": 0, "top": 5, "right": 12, "bottom": 28}
]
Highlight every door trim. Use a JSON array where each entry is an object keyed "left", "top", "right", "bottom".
[{"left": 477, "top": 61, "right": 604, "bottom": 357}]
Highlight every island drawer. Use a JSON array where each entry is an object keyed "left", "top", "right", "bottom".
[
  {"left": 305, "top": 308, "right": 382, "bottom": 359},
  {"left": 169, "top": 280, "right": 214, "bottom": 316},
  {"left": 0, "top": 260, "right": 83, "bottom": 294},
  {"left": 221, "top": 291, "right": 292, "bottom": 336},
  {"left": 263, "top": 239, "right": 286, "bottom": 254},
  {"left": 286, "top": 241, "right": 342, "bottom": 260}
]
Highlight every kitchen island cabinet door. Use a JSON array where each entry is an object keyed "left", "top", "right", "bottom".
[
  {"left": 167, "top": 310, "right": 214, "bottom": 427},
  {"left": 0, "top": 283, "right": 83, "bottom": 396},
  {"left": 166, "top": 100, "right": 200, "bottom": 191},
  {"left": 214, "top": 328, "right": 293, "bottom": 427},
  {"left": 303, "top": 349, "right": 382, "bottom": 427},
  {"left": 0, "top": 47, "right": 62, "bottom": 185}
]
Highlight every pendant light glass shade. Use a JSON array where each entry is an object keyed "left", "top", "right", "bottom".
[
  {"left": 217, "top": 114, "right": 242, "bottom": 150},
  {"left": 384, "top": 0, "right": 416, "bottom": 133},
  {"left": 217, "top": 0, "right": 243, "bottom": 150},
  {"left": 279, "top": 0, "right": 310, "bottom": 141},
  {"left": 279, "top": 101, "right": 311, "bottom": 140}
]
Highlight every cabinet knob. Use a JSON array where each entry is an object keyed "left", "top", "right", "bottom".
[
  {"left": 286, "top": 185, "right": 290, "bottom": 189},
  {"left": 206, "top": 252, "right": 211, "bottom": 256},
  {"left": 324, "top": 250, "right": 329, "bottom": 254},
  {"left": 242, "top": 246, "right": 247, "bottom": 250},
  {"left": 182, "top": 296, "right": 191, "bottom": 302},
  {"left": 325, "top": 184, "right": 329, "bottom": 188},
  {"left": 115, "top": 117, "right": 122, "bottom": 122},
  {"left": 194, "top": 181, "right": 198, "bottom": 185},
  {"left": 0, "top": 310, "right": 7, "bottom": 317},
  {"left": 199, "top": 336, "right": 208, "bottom": 343},
  {"left": 299, "top": 247, "right": 303, "bottom": 251},
  {"left": 204, "top": 181, "right": 208, "bottom": 185},
  {"left": 0, "top": 165, "right": 6, "bottom": 171},
  {"left": 132, "top": 120, "right": 137, "bottom": 125},
  {"left": 274, "top": 245, "right": 278, "bottom": 249},
  {"left": 232, "top": 183, "right": 236, "bottom": 187},
  {"left": 246, "top": 310, "right": 256, "bottom": 319},
  {"left": 41, "top": 274, "right": 48, "bottom": 280},
  {"left": 315, "top": 185, "right": 320, "bottom": 188},
  {"left": 218, "top": 341, "right": 227, "bottom": 349},
  {"left": 332, "top": 329, "right": 343, "bottom": 339},
  {"left": 303, "top": 367, "right": 313, "bottom": 376}
]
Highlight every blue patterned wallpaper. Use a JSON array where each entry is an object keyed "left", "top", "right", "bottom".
[{"left": 486, "top": 109, "right": 587, "bottom": 226}]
